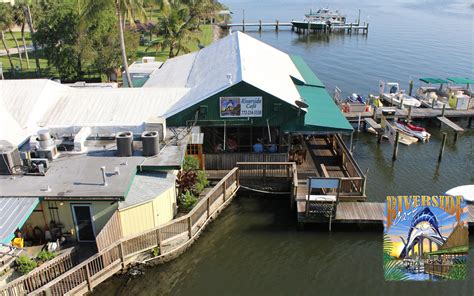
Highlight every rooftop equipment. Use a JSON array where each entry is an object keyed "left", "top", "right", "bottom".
[
  {"left": 141, "top": 131, "right": 160, "bottom": 156},
  {"left": 0, "top": 140, "right": 22, "bottom": 175},
  {"left": 116, "top": 131, "right": 134, "bottom": 157},
  {"left": 36, "top": 129, "right": 58, "bottom": 161}
]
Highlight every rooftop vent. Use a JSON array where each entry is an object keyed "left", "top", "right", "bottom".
[
  {"left": 116, "top": 131, "right": 134, "bottom": 157},
  {"left": 36, "top": 129, "right": 59, "bottom": 161},
  {"left": 141, "top": 131, "right": 160, "bottom": 157}
]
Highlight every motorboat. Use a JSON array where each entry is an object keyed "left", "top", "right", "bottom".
[
  {"left": 380, "top": 82, "right": 421, "bottom": 108},
  {"left": 394, "top": 120, "right": 431, "bottom": 142},
  {"left": 415, "top": 77, "right": 451, "bottom": 109},
  {"left": 292, "top": 8, "right": 346, "bottom": 30},
  {"left": 446, "top": 185, "right": 474, "bottom": 203},
  {"left": 346, "top": 93, "right": 367, "bottom": 104}
]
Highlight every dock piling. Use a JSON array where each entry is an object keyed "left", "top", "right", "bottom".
[
  {"left": 408, "top": 80, "right": 414, "bottom": 96},
  {"left": 438, "top": 132, "right": 447, "bottom": 162},
  {"left": 392, "top": 131, "right": 400, "bottom": 161},
  {"left": 407, "top": 106, "right": 412, "bottom": 122},
  {"left": 276, "top": 20, "right": 279, "bottom": 31},
  {"left": 259, "top": 20, "right": 262, "bottom": 32},
  {"left": 441, "top": 104, "right": 446, "bottom": 117}
]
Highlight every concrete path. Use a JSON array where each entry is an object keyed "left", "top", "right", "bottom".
[{"left": 0, "top": 45, "right": 34, "bottom": 57}]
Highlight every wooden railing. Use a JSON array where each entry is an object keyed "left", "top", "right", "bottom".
[
  {"left": 331, "top": 135, "right": 366, "bottom": 197},
  {"left": 424, "top": 262, "right": 452, "bottom": 278},
  {"left": 205, "top": 153, "right": 288, "bottom": 170},
  {"left": 236, "top": 161, "right": 295, "bottom": 180},
  {"left": 0, "top": 247, "right": 76, "bottom": 296},
  {"left": 26, "top": 168, "right": 240, "bottom": 296},
  {"left": 95, "top": 211, "right": 123, "bottom": 252}
]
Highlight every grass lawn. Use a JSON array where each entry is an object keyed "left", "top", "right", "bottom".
[
  {"left": 1, "top": 50, "right": 58, "bottom": 79},
  {"left": 2, "top": 31, "right": 32, "bottom": 50}
]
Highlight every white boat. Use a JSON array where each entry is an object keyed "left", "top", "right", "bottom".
[
  {"left": 393, "top": 121, "right": 431, "bottom": 142},
  {"left": 291, "top": 8, "right": 346, "bottom": 30},
  {"left": 380, "top": 82, "right": 421, "bottom": 108},
  {"left": 446, "top": 185, "right": 474, "bottom": 203},
  {"left": 416, "top": 78, "right": 451, "bottom": 109}
]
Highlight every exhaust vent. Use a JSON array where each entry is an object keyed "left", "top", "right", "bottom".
[
  {"left": 36, "top": 129, "right": 58, "bottom": 161},
  {"left": 0, "top": 140, "right": 22, "bottom": 175},
  {"left": 116, "top": 131, "right": 134, "bottom": 157},
  {"left": 141, "top": 131, "right": 160, "bottom": 157}
]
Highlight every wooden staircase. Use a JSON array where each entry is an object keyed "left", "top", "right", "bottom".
[{"left": 0, "top": 243, "right": 23, "bottom": 275}]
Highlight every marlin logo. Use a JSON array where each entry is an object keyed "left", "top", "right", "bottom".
[{"left": 399, "top": 207, "right": 445, "bottom": 258}]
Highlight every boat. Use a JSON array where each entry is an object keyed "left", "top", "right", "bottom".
[
  {"left": 445, "top": 77, "right": 473, "bottom": 110},
  {"left": 291, "top": 8, "right": 346, "bottom": 30},
  {"left": 446, "top": 185, "right": 474, "bottom": 203},
  {"left": 415, "top": 77, "right": 451, "bottom": 109},
  {"left": 380, "top": 82, "right": 421, "bottom": 108},
  {"left": 394, "top": 120, "right": 431, "bottom": 142},
  {"left": 346, "top": 93, "right": 367, "bottom": 104}
]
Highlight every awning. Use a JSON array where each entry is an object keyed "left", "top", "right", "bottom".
[
  {"left": 290, "top": 55, "right": 325, "bottom": 87},
  {"left": 419, "top": 77, "right": 449, "bottom": 84},
  {"left": 297, "top": 85, "right": 354, "bottom": 133},
  {"left": 446, "top": 77, "right": 474, "bottom": 85},
  {"left": 0, "top": 197, "right": 40, "bottom": 244}
]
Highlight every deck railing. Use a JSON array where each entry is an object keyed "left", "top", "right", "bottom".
[
  {"left": 205, "top": 153, "right": 288, "bottom": 170},
  {"left": 0, "top": 247, "right": 76, "bottom": 296},
  {"left": 330, "top": 135, "right": 366, "bottom": 197},
  {"left": 95, "top": 210, "right": 123, "bottom": 252},
  {"left": 25, "top": 168, "right": 240, "bottom": 296}
]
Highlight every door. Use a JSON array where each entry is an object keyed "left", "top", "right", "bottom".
[{"left": 71, "top": 205, "right": 96, "bottom": 242}]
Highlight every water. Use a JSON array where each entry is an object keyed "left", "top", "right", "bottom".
[{"left": 97, "top": 1, "right": 474, "bottom": 295}]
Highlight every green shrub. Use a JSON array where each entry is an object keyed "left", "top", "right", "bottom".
[
  {"left": 37, "top": 250, "right": 57, "bottom": 262},
  {"left": 196, "top": 170, "right": 209, "bottom": 187},
  {"left": 182, "top": 155, "right": 199, "bottom": 171},
  {"left": 179, "top": 190, "right": 198, "bottom": 212},
  {"left": 16, "top": 255, "right": 37, "bottom": 275}
]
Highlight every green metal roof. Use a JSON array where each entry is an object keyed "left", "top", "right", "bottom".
[
  {"left": 425, "top": 245, "right": 468, "bottom": 255},
  {"left": 290, "top": 55, "right": 325, "bottom": 87},
  {"left": 446, "top": 77, "right": 474, "bottom": 84},
  {"left": 297, "top": 85, "right": 354, "bottom": 132},
  {"left": 419, "top": 77, "right": 449, "bottom": 84}
]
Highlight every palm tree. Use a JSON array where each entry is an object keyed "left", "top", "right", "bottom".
[
  {"left": 16, "top": 0, "right": 41, "bottom": 74},
  {"left": 0, "top": 5, "right": 16, "bottom": 77},
  {"left": 2, "top": 5, "right": 25, "bottom": 71},
  {"left": 13, "top": 4, "right": 30, "bottom": 69},
  {"left": 148, "top": 0, "right": 199, "bottom": 58}
]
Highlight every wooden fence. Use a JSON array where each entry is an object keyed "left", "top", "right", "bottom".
[
  {"left": 0, "top": 247, "right": 76, "bottom": 296},
  {"left": 205, "top": 153, "right": 288, "bottom": 170},
  {"left": 95, "top": 211, "right": 123, "bottom": 252},
  {"left": 424, "top": 263, "right": 452, "bottom": 278},
  {"left": 23, "top": 168, "right": 239, "bottom": 296}
]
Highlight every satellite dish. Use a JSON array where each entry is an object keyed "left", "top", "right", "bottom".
[{"left": 295, "top": 98, "right": 309, "bottom": 109}]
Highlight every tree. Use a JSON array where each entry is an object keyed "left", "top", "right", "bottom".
[
  {"left": 17, "top": 0, "right": 41, "bottom": 74},
  {"left": 148, "top": 0, "right": 199, "bottom": 58},
  {"left": 13, "top": 4, "right": 30, "bottom": 69},
  {"left": 0, "top": 5, "right": 16, "bottom": 77}
]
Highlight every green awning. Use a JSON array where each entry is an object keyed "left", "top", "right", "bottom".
[
  {"left": 290, "top": 55, "right": 325, "bottom": 87},
  {"left": 297, "top": 85, "right": 353, "bottom": 132},
  {"left": 446, "top": 77, "right": 474, "bottom": 84},
  {"left": 419, "top": 77, "right": 449, "bottom": 84}
]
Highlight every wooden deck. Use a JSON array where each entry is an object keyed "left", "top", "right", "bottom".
[
  {"left": 437, "top": 116, "right": 465, "bottom": 132},
  {"left": 344, "top": 108, "right": 474, "bottom": 121}
]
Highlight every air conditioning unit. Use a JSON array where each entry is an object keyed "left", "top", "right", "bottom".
[{"left": 0, "top": 140, "right": 22, "bottom": 175}]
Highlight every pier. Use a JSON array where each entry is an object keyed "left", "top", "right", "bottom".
[{"left": 219, "top": 20, "right": 369, "bottom": 34}]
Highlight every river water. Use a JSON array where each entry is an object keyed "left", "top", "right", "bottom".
[{"left": 97, "top": 1, "right": 473, "bottom": 295}]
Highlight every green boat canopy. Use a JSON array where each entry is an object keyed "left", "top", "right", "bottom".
[
  {"left": 446, "top": 77, "right": 474, "bottom": 84},
  {"left": 419, "top": 77, "right": 449, "bottom": 84}
]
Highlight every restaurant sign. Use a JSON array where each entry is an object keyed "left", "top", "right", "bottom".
[{"left": 220, "top": 97, "right": 262, "bottom": 118}]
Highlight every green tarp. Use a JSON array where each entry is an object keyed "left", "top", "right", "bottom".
[
  {"left": 419, "top": 77, "right": 449, "bottom": 84},
  {"left": 446, "top": 77, "right": 474, "bottom": 84}
]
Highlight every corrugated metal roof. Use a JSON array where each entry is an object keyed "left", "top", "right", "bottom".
[
  {"left": 39, "top": 87, "right": 189, "bottom": 129},
  {"left": 0, "top": 197, "right": 39, "bottom": 243},
  {"left": 119, "top": 172, "right": 175, "bottom": 210},
  {"left": 144, "top": 32, "right": 305, "bottom": 118}
]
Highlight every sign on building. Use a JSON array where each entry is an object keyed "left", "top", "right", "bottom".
[{"left": 220, "top": 97, "right": 262, "bottom": 118}]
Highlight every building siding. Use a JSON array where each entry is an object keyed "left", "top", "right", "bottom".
[{"left": 166, "top": 81, "right": 304, "bottom": 129}]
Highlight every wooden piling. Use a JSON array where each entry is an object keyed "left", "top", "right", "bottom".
[
  {"left": 441, "top": 104, "right": 446, "bottom": 117},
  {"left": 407, "top": 106, "right": 412, "bottom": 122},
  {"left": 392, "top": 131, "right": 400, "bottom": 161},
  {"left": 276, "top": 20, "right": 279, "bottom": 31},
  {"left": 454, "top": 132, "right": 459, "bottom": 144},
  {"left": 408, "top": 80, "right": 414, "bottom": 96},
  {"left": 438, "top": 132, "right": 447, "bottom": 162},
  {"left": 259, "top": 20, "right": 262, "bottom": 32}
]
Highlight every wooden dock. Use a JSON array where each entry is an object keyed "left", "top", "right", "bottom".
[
  {"left": 437, "top": 116, "right": 464, "bottom": 132},
  {"left": 344, "top": 107, "right": 474, "bottom": 121}
]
